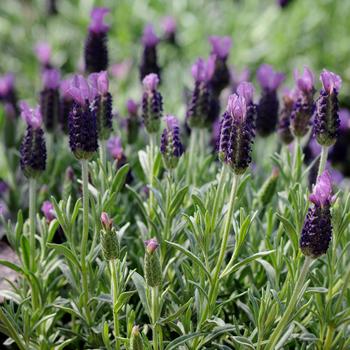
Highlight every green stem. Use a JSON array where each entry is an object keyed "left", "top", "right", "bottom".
[
  {"left": 324, "top": 324, "right": 335, "bottom": 350},
  {"left": 266, "top": 257, "right": 312, "bottom": 350},
  {"left": 99, "top": 139, "right": 107, "bottom": 195},
  {"left": 292, "top": 137, "right": 301, "bottom": 182},
  {"left": 81, "top": 160, "right": 91, "bottom": 322},
  {"left": 110, "top": 259, "right": 120, "bottom": 350},
  {"left": 151, "top": 286, "right": 159, "bottom": 350},
  {"left": 29, "top": 178, "right": 36, "bottom": 271},
  {"left": 317, "top": 145, "right": 329, "bottom": 178},
  {"left": 148, "top": 133, "right": 157, "bottom": 220},
  {"left": 210, "top": 166, "right": 227, "bottom": 232},
  {"left": 186, "top": 128, "right": 198, "bottom": 185}
]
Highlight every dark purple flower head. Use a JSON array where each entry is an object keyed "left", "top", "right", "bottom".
[
  {"left": 0, "top": 74, "right": 15, "bottom": 98},
  {"left": 20, "top": 102, "right": 46, "bottom": 178},
  {"left": 142, "top": 24, "right": 159, "bottom": 47},
  {"left": 294, "top": 66, "right": 314, "bottom": 94},
  {"left": 218, "top": 93, "right": 255, "bottom": 174},
  {"left": 42, "top": 68, "right": 60, "bottom": 90},
  {"left": 278, "top": 88, "right": 296, "bottom": 144},
  {"left": 209, "top": 36, "right": 232, "bottom": 60},
  {"left": 300, "top": 171, "right": 333, "bottom": 258},
  {"left": 320, "top": 70, "right": 342, "bottom": 95},
  {"left": 160, "top": 115, "right": 184, "bottom": 169},
  {"left": 257, "top": 64, "right": 285, "bottom": 91},
  {"left": 191, "top": 57, "right": 215, "bottom": 83},
  {"left": 35, "top": 42, "right": 51, "bottom": 66},
  {"left": 144, "top": 237, "right": 159, "bottom": 254},
  {"left": 20, "top": 101, "right": 42, "bottom": 129},
  {"left": 41, "top": 200, "right": 55, "bottom": 222},
  {"left": 107, "top": 136, "right": 123, "bottom": 160},
  {"left": 237, "top": 82, "right": 254, "bottom": 105},
  {"left": 89, "top": 71, "right": 112, "bottom": 140},
  {"left": 315, "top": 70, "right": 341, "bottom": 146},
  {"left": 142, "top": 74, "right": 163, "bottom": 133},
  {"left": 161, "top": 16, "right": 176, "bottom": 35},
  {"left": 125, "top": 99, "right": 139, "bottom": 144},
  {"left": 88, "top": 71, "right": 109, "bottom": 95},
  {"left": 89, "top": 7, "right": 110, "bottom": 33},
  {"left": 309, "top": 171, "right": 333, "bottom": 207},
  {"left": 66, "top": 75, "right": 96, "bottom": 106}
]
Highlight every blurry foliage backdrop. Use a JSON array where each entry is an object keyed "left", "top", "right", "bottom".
[{"left": 0, "top": 0, "right": 350, "bottom": 115}]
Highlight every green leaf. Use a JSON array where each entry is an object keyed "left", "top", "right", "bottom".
[
  {"left": 276, "top": 213, "right": 299, "bottom": 252},
  {"left": 231, "top": 336, "right": 255, "bottom": 349},
  {"left": 0, "top": 308, "right": 26, "bottom": 350},
  {"left": 102, "top": 321, "right": 112, "bottom": 350},
  {"left": 169, "top": 185, "right": 188, "bottom": 218},
  {"left": 47, "top": 243, "right": 81, "bottom": 271},
  {"left": 131, "top": 272, "right": 150, "bottom": 316},
  {"left": 159, "top": 298, "right": 193, "bottom": 325},
  {"left": 111, "top": 163, "right": 130, "bottom": 193},
  {"left": 165, "top": 240, "right": 212, "bottom": 282},
  {"left": 20, "top": 235, "right": 30, "bottom": 271},
  {"left": 165, "top": 332, "right": 207, "bottom": 350},
  {"left": 0, "top": 259, "right": 24, "bottom": 274},
  {"left": 114, "top": 291, "right": 136, "bottom": 314}
]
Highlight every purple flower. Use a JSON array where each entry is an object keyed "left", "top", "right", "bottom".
[
  {"left": 125, "top": 99, "right": 139, "bottom": 144},
  {"left": 88, "top": 71, "right": 109, "bottom": 95},
  {"left": 85, "top": 8, "right": 109, "bottom": 73},
  {"left": 294, "top": 66, "right": 314, "bottom": 94},
  {"left": 315, "top": 70, "right": 342, "bottom": 146},
  {"left": 0, "top": 74, "right": 15, "bottom": 98},
  {"left": 126, "top": 99, "right": 138, "bottom": 115},
  {"left": 300, "top": 171, "right": 333, "bottom": 258},
  {"left": 237, "top": 82, "right": 254, "bottom": 105},
  {"left": 218, "top": 93, "right": 255, "bottom": 174},
  {"left": 339, "top": 108, "right": 350, "bottom": 130},
  {"left": 160, "top": 115, "right": 184, "bottom": 169},
  {"left": 161, "top": 16, "right": 176, "bottom": 35},
  {"left": 231, "top": 67, "right": 250, "bottom": 92},
  {"left": 20, "top": 102, "right": 46, "bottom": 178},
  {"left": 107, "top": 136, "right": 123, "bottom": 160},
  {"left": 278, "top": 88, "right": 296, "bottom": 144},
  {"left": 89, "top": 7, "right": 110, "bottom": 33},
  {"left": 35, "top": 42, "right": 51, "bottom": 66},
  {"left": 309, "top": 171, "right": 333, "bottom": 207},
  {"left": 66, "top": 75, "right": 96, "bottom": 106},
  {"left": 142, "top": 73, "right": 159, "bottom": 91},
  {"left": 142, "top": 24, "right": 159, "bottom": 47},
  {"left": 257, "top": 64, "right": 285, "bottom": 91},
  {"left": 142, "top": 74, "right": 163, "bottom": 133},
  {"left": 209, "top": 36, "right": 232, "bottom": 60},
  {"left": 101, "top": 211, "right": 113, "bottom": 230},
  {"left": 320, "top": 69, "right": 342, "bottom": 94},
  {"left": 41, "top": 201, "right": 55, "bottom": 222},
  {"left": 0, "top": 181, "right": 8, "bottom": 195},
  {"left": 111, "top": 60, "right": 132, "bottom": 80},
  {"left": 20, "top": 101, "right": 42, "bottom": 129},
  {"left": 144, "top": 238, "right": 159, "bottom": 254},
  {"left": 191, "top": 57, "right": 215, "bottom": 83},
  {"left": 42, "top": 68, "right": 60, "bottom": 90}
]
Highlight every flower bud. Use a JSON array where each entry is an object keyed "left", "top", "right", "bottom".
[
  {"left": 100, "top": 212, "right": 120, "bottom": 260},
  {"left": 130, "top": 325, "right": 144, "bottom": 350},
  {"left": 144, "top": 238, "right": 162, "bottom": 287},
  {"left": 41, "top": 200, "right": 55, "bottom": 222}
]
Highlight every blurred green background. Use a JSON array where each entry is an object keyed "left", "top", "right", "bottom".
[{"left": 1, "top": 0, "right": 350, "bottom": 116}]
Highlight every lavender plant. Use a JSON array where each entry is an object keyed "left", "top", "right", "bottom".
[{"left": 0, "top": 3, "right": 349, "bottom": 350}]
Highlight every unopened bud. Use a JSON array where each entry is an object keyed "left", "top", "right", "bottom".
[
  {"left": 144, "top": 238, "right": 162, "bottom": 287},
  {"left": 100, "top": 213, "right": 119, "bottom": 260},
  {"left": 130, "top": 325, "right": 144, "bottom": 350}
]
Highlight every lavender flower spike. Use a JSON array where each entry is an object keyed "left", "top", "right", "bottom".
[
  {"left": 0, "top": 73, "right": 19, "bottom": 127},
  {"left": 256, "top": 64, "right": 285, "bottom": 136},
  {"left": 209, "top": 36, "right": 232, "bottom": 60},
  {"left": 67, "top": 75, "right": 98, "bottom": 160},
  {"left": 314, "top": 69, "right": 342, "bottom": 146},
  {"left": 41, "top": 201, "right": 55, "bottom": 222},
  {"left": 237, "top": 81, "right": 256, "bottom": 132},
  {"left": 300, "top": 171, "right": 333, "bottom": 258},
  {"left": 160, "top": 115, "right": 184, "bottom": 169},
  {"left": 40, "top": 68, "right": 61, "bottom": 132},
  {"left": 142, "top": 73, "right": 163, "bottom": 133},
  {"left": 218, "top": 93, "right": 255, "bottom": 174},
  {"left": 161, "top": 16, "right": 177, "bottom": 44},
  {"left": 144, "top": 237, "right": 162, "bottom": 287},
  {"left": 89, "top": 71, "right": 113, "bottom": 140},
  {"left": 186, "top": 57, "right": 215, "bottom": 128},
  {"left": 60, "top": 78, "right": 73, "bottom": 134},
  {"left": 19, "top": 101, "right": 47, "bottom": 178},
  {"left": 140, "top": 24, "right": 161, "bottom": 81},
  {"left": 126, "top": 99, "right": 140, "bottom": 144},
  {"left": 85, "top": 7, "right": 110, "bottom": 73},
  {"left": 278, "top": 89, "right": 295, "bottom": 144},
  {"left": 35, "top": 42, "right": 52, "bottom": 67},
  {"left": 291, "top": 67, "right": 315, "bottom": 137}
]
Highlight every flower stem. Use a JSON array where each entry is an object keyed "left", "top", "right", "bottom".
[
  {"left": 99, "top": 139, "right": 107, "bottom": 194},
  {"left": 29, "top": 178, "right": 36, "bottom": 271},
  {"left": 324, "top": 324, "right": 335, "bottom": 350},
  {"left": 292, "top": 137, "right": 301, "bottom": 182},
  {"left": 186, "top": 128, "right": 198, "bottom": 185},
  {"left": 210, "top": 166, "right": 227, "bottom": 232},
  {"left": 317, "top": 145, "right": 329, "bottom": 178},
  {"left": 151, "top": 286, "right": 160, "bottom": 350},
  {"left": 266, "top": 256, "right": 312, "bottom": 350},
  {"left": 110, "top": 259, "right": 120, "bottom": 350},
  {"left": 148, "top": 133, "right": 157, "bottom": 220},
  {"left": 81, "top": 160, "right": 91, "bottom": 322}
]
